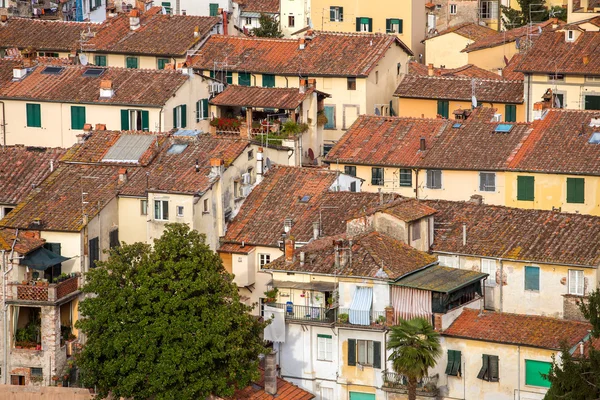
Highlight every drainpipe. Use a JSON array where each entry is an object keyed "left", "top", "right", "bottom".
[
  {"left": 498, "top": 258, "right": 503, "bottom": 312},
  {"left": 1, "top": 249, "right": 6, "bottom": 385},
  {"left": 413, "top": 168, "right": 419, "bottom": 200},
  {"left": 0, "top": 101, "right": 5, "bottom": 147},
  {"left": 517, "top": 345, "right": 521, "bottom": 400}
]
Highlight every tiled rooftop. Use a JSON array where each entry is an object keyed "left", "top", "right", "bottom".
[
  {"left": 225, "top": 368, "right": 314, "bottom": 399},
  {"left": 237, "top": 0, "right": 280, "bottom": 13},
  {"left": 444, "top": 309, "right": 591, "bottom": 350},
  {"left": 502, "top": 53, "right": 525, "bottom": 80},
  {"left": 426, "top": 199, "right": 600, "bottom": 266},
  {"left": 371, "top": 198, "right": 438, "bottom": 223},
  {"left": 0, "top": 228, "right": 45, "bottom": 254},
  {"left": 210, "top": 86, "right": 320, "bottom": 109},
  {"left": 426, "top": 22, "right": 496, "bottom": 41},
  {"left": 193, "top": 32, "right": 411, "bottom": 77},
  {"left": 0, "top": 146, "right": 66, "bottom": 205},
  {"left": 408, "top": 62, "right": 504, "bottom": 80}
]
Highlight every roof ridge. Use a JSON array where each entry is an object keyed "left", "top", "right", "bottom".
[{"left": 462, "top": 308, "right": 592, "bottom": 326}]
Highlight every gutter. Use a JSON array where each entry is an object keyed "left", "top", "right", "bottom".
[{"left": 433, "top": 250, "right": 596, "bottom": 269}]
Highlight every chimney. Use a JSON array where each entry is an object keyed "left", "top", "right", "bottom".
[
  {"left": 427, "top": 63, "right": 434, "bottom": 76},
  {"left": 469, "top": 194, "right": 483, "bottom": 205},
  {"left": 95, "top": 123, "right": 107, "bottom": 130},
  {"left": 221, "top": 8, "right": 228, "bottom": 35},
  {"left": 32, "top": 217, "right": 42, "bottom": 227},
  {"left": 497, "top": 67, "right": 503, "bottom": 76},
  {"left": 99, "top": 79, "right": 114, "bottom": 99},
  {"left": 312, "top": 221, "right": 319, "bottom": 240},
  {"left": 419, "top": 137, "right": 426, "bottom": 151},
  {"left": 307, "top": 78, "right": 316, "bottom": 88},
  {"left": 264, "top": 352, "right": 278, "bottom": 395},
  {"left": 299, "top": 251, "right": 305, "bottom": 267},
  {"left": 118, "top": 168, "right": 128, "bottom": 184},
  {"left": 129, "top": 9, "right": 141, "bottom": 30},
  {"left": 83, "top": 123, "right": 92, "bottom": 133},
  {"left": 583, "top": 55, "right": 590, "bottom": 65},
  {"left": 12, "top": 64, "right": 27, "bottom": 80},
  {"left": 209, "top": 158, "right": 224, "bottom": 176},
  {"left": 256, "top": 147, "right": 264, "bottom": 183},
  {"left": 462, "top": 223, "right": 467, "bottom": 246},
  {"left": 385, "top": 306, "right": 394, "bottom": 326},
  {"left": 285, "top": 237, "right": 295, "bottom": 262},
  {"left": 193, "top": 26, "right": 200, "bottom": 38},
  {"left": 0, "top": 15, "right": 8, "bottom": 26},
  {"left": 299, "top": 38, "right": 306, "bottom": 50}
]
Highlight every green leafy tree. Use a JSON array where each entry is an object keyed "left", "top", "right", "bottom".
[
  {"left": 252, "top": 13, "right": 283, "bottom": 38},
  {"left": 500, "top": 0, "right": 549, "bottom": 28},
  {"left": 545, "top": 290, "right": 600, "bottom": 399},
  {"left": 387, "top": 318, "right": 441, "bottom": 400},
  {"left": 75, "top": 223, "right": 268, "bottom": 400}
]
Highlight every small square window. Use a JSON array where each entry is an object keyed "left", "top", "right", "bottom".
[
  {"left": 140, "top": 199, "right": 148, "bottom": 215},
  {"left": 568, "top": 270, "right": 584, "bottom": 296},
  {"left": 248, "top": 149, "right": 254, "bottom": 160},
  {"left": 479, "top": 172, "right": 496, "bottom": 192},
  {"left": 177, "top": 206, "right": 184, "bottom": 217},
  {"left": 344, "top": 166, "right": 357, "bottom": 177},
  {"left": 259, "top": 253, "right": 271, "bottom": 268},
  {"left": 411, "top": 222, "right": 421, "bottom": 241},
  {"left": 347, "top": 77, "right": 356, "bottom": 90},
  {"left": 371, "top": 167, "right": 384, "bottom": 186},
  {"left": 399, "top": 169, "right": 412, "bottom": 187},
  {"left": 30, "top": 367, "right": 43, "bottom": 377},
  {"left": 317, "top": 334, "right": 333, "bottom": 361},
  {"left": 203, "top": 198, "right": 209, "bottom": 213},
  {"left": 245, "top": 17, "right": 252, "bottom": 25},
  {"left": 288, "top": 15, "right": 295, "bottom": 27},
  {"left": 426, "top": 170, "right": 442, "bottom": 189},
  {"left": 524, "top": 266, "right": 540, "bottom": 291},
  {"left": 154, "top": 200, "right": 169, "bottom": 220}
]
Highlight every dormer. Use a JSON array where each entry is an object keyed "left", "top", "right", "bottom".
[{"left": 564, "top": 26, "right": 583, "bottom": 42}]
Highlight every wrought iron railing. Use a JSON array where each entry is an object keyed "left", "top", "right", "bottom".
[
  {"left": 382, "top": 370, "right": 439, "bottom": 395},
  {"left": 262, "top": 302, "right": 336, "bottom": 323},
  {"left": 337, "top": 308, "right": 387, "bottom": 327}
]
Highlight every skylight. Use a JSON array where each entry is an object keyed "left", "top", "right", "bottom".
[
  {"left": 494, "top": 124, "right": 513, "bottom": 133},
  {"left": 166, "top": 143, "right": 188, "bottom": 154},
  {"left": 589, "top": 132, "right": 600, "bottom": 144},
  {"left": 299, "top": 195, "right": 311, "bottom": 203},
  {"left": 452, "top": 123, "right": 462, "bottom": 129},
  {"left": 41, "top": 66, "right": 64, "bottom": 75},
  {"left": 82, "top": 68, "right": 106, "bottom": 77}
]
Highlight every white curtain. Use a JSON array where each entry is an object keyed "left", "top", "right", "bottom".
[
  {"left": 12, "top": 306, "right": 19, "bottom": 346},
  {"left": 391, "top": 286, "right": 431, "bottom": 323},
  {"left": 263, "top": 306, "right": 285, "bottom": 342}
]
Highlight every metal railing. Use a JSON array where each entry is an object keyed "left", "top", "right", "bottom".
[
  {"left": 337, "top": 308, "right": 388, "bottom": 327},
  {"left": 263, "top": 303, "right": 336, "bottom": 323},
  {"left": 8, "top": 276, "right": 80, "bottom": 303},
  {"left": 382, "top": 370, "right": 439, "bottom": 396}
]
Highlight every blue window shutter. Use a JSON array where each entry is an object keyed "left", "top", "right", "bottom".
[
  {"left": 121, "top": 109, "right": 129, "bottom": 130},
  {"left": 324, "top": 106, "right": 335, "bottom": 129},
  {"left": 181, "top": 104, "right": 187, "bottom": 128},
  {"left": 525, "top": 266, "right": 540, "bottom": 291},
  {"left": 142, "top": 110, "right": 149, "bottom": 131}
]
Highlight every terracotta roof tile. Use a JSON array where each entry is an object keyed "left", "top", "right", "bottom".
[
  {"left": 0, "top": 146, "right": 66, "bottom": 205},
  {"left": 210, "top": 85, "right": 320, "bottom": 109},
  {"left": 408, "top": 62, "right": 504, "bottom": 80},
  {"left": 193, "top": 32, "right": 412, "bottom": 77},
  {"left": 395, "top": 74, "right": 524, "bottom": 104},
  {"left": 502, "top": 53, "right": 525, "bottom": 80},
  {"left": 226, "top": 368, "right": 314, "bottom": 399},
  {"left": 0, "top": 61, "right": 188, "bottom": 106},
  {"left": 237, "top": 0, "right": 280, "bottom": 13},
  {"left": 87, "top": 7, "right": 219, "bottom": 56},
  {"left": 0, "top": 228, "right": 45, "bottom": 254},
  {"left": 377, "top": 198, "right": 438, "bottom": 222},
  {"left": 426, "top": 199, "right": 600, "bottom": 266},
  {"left": 444, "top": 309, "right": 591, "bottom": 350},
  {"left": 426, "top": 22, "right": 496, "bottom": 41}
]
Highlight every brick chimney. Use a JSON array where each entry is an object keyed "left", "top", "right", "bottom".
[
  {"left": 100, "top": 79, "right": 114, "bottom": 99},
  {"left": 419, "top": 137, "right": 426, "bottom": 151},
  {"left": 129, "top": 9, "right": 141, "bottom": 30},
  {"left": 193, "top": 26, "right": 200, "bottom": 38},
  {"left": 118, "top": 168, "right": 128, "bottom": 184},
  {"left": 83, "top": 123, "right": 92, "bottom": 133},
  {"left": 210, "top": 158, "right": 224, "bottom": 176},
  {"left": 299, "top": 38, "right": 306, "bottom": 50},
  {"left": 285, "top": 237, "right": 295, "bottom": 262},
  {"left": 95, "top": 123, "right": 107, "bottom": 130},
  {"left": 428, "top": 63, "right": 434, "bottom": 76},
  {"left": 264, "top": 352, "right": 278, "bottom": 395}
]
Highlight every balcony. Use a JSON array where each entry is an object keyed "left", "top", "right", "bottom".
[
  {"left": 382, "top": 370, "right": 439, "bottom": 397},
  {"left": 337, "top": 308, "right": 388, "bottom": 329},
  {"left": 263, "top": 302, "right": 336, "bottom": 324},
  {"left": 8, "top": 276, "right": 81, "bottom": 304}
]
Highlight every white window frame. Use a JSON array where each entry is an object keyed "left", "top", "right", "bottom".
[
  {"left": 357, "top": 339, "right": 374, "bottom": 366},
  {"left": 480, "top": 0, "right": 498, "bottom": 19},
  {"left": 426, "top": 169, "right": 442, "bottom": 189},
  {"left": 245, "top": 17, "right": 252, "bottom": 25},
  {"left": 331, "top": 6, "right": 342, "bottom": 22},
  {"left": 481, "top": 258, "right": 497, "bottom": 286},
  {"left": 438, "top": 254, "right": 459, "bottom": 268},
  {"left": 568, "top": 269, "right": 584, "bottom": 296},
  {"left": 450, "top": 3, "right": 457, "bottom": 14},
  {"left": 479, "top": 172, "right": 496, "bottom": 192},
  {"left": 1, "top": 206, "right": 14, "bottom": 218},
  {"left": 321, "top": 387, "right": 334, "bottom": 400},
  {"left": 140, "top": 199, "right": 148, "bottom": 215},
  {"left": 411, "top": 222, "right": 421, "bottom": 241},
  {"left": 360, "top": 22, "right": 369, "bottom": 32},
  {"left": 154, "top": 200, "right": 169, "bottom": 221},
  {"left": 203, "top": 198, "right": 209, "bottom": 213},
  {"left": 317, "top": 334, "right": 333, "bottom": 361},
  {"left": 389, "top": 19, "right": 401, "bottom": 33},
  {"left": 176, "top": 205, "right": 184, "bottom": 217},
  {"left": 174, "top": 106, "right": 183, "bottom": 129},
  {"left": 567, "top": 30, "right": 574, "bottom": 41},
  {"left": 259, "top": 253, "right": 271, "bottom": 268}
]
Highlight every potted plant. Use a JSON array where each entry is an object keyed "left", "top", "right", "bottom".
[
  {"left": 338, "top": 313, "right": 349, "bottom": 323},
  {"left": 52, "top": 375, "right": 59, "bottom": 382},
  {"left": 317, "top": 110, "right": 328, "bottom": 126},
  {"left": 264, "top": 288, "right": 278, "bottom": 303},
  {"left": 327, "top": 297, "right": 334, "bottom": 309},
  {"left": 377, "top": 315, "right": 386, "bottom": 325}
]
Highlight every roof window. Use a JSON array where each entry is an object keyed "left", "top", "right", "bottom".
[
  {"left": 299, "top": 195, "right": 311, "bottom": 203},
  {"left": 41, "top": 66, "right": 64, "bottom": 75},
  {"left": 166, "top": 143, "right": 188, "bottom": 154},
  {"left": 589, "top": 132, "right": 600, "bottom": 144},
  {"left": 82, "top": 68, "right": 106, "bottom": 77},
  {"left": 494, "top": 124, "right": 513, "bottom": 133},
  {"left": 452, "top": 123, "right": 462, "bottom": 128}
]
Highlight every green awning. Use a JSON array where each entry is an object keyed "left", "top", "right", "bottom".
[{"left": 20, "top": 247, "right": 70, "bottom": 271}]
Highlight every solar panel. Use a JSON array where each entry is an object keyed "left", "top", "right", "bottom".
[
  {"left": 102, "top": 135, "right": 156, "bottom": 163},
  {"left": 166, "top": 144, "right": 188, "bottom": 154},
  {"left": 452, "top": 123, "right": 462, "bottom": 128},
  {"left": 589, "top": 132, "right": 600, "bottom": 144},
  {"left": 494, "top": 124, "right": 513, "bottom": 133},
  {"left": 82, "top": 68, "right": 106, "bottom": 77},
  {"left": 41, "top": 66, "right": 64, "bottom": 75}
]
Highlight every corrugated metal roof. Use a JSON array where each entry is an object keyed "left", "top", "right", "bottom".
[
  {"left": 240, "top": 11, "right": 262, "bottom": 17},
  {"left": 272, "top": 280, "right": 336, "bottom": 292},
  {"left": 349, "top": 286, "right": 372, "bottom": 325},
  {"left": 392, "top": 265, "right": 487, "bottom": 293},
  {"left": 102, "top": 135, "right": 155, "bottom": 163}
]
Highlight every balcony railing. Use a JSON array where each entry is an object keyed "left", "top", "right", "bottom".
[
  {"left": 263, "top": 302, "right": 336, "bottom": 324},
  {"left": 382, "top": 370, "right": 439, "bottom": 397},
  {"left": 8, "top": 276, "right": 81, "bottom": 303},
  {"left": 337, "top": 308, "right": 387, "bottom": 327}
]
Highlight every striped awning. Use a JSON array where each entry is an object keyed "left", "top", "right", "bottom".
[{"left": 349, "top": 287, "right": 373, "bottom": 326}]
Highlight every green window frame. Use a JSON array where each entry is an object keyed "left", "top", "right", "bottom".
[
  {"left": 344, "top": 166, "right": 356, "bottom": 177},
  {"left": 262, "top": 74, "right": 275, "bottom": 88},
  {"left": 196, "top": 98, "right": 209, "bottom": 122},
  {"left": 157, "top": 58, "right": 170, "bottom": 70},
  {"left": 525, "top": 360, "right": 552, "bottom": 388},
  {"left": 347, "top": 339, "right": 381, "bottom": 368},
  {"left": 355, "top": 17, "right": 372, "bottom": 32},
  {"left": 26, "top": 103, "right": 41, "bottom": 128},
  {"left": 161, "top": 1, "right": 172, "bottom": 13},
  {"left": 517, "top": 175, "right": 534, "bottom": 201},
  {"left": 477, "top": 354, "right": 499, "bottom": 382},
  {"left": 386, "top": 18, "right": 403, "bottom": 34},
  {"left": 238, "top": 72, "right": 251, "bottom": 86},
  {"left": 121, "top": 109, "right": 148, "bottom": 131},
  {"left": 400, "top": 169, "right": 412, "bottom": 187},
  {"left": 437, "top": 100, "right": 449, "bottom": 118},
  {"left": 226, "top": 71, "right": 233, "bottom": 84},
  {"left": 566, "top": 177, "right": 585, "bottom": 204},
  {"left": 126, "top": 57, "right": 138, "bottom": 69},
  {"left": 505, "top": 104, "right": 516, "bottom": 122},
  {"left": 94, "top": 55, "right": 107, "bottom": 66},
  {"left": 445, "top": 350, "right": 461, "bottom": 376},
  {"left": 323, "top": 105, "right": 335, "bottom": 129},
  {"left": 524, "top": 266, "right": 540, "bottom": 291},
  {"left": 209, "top": 3, "right": 219, "bottom": 16},
  {"left": 173, "top": 104, "right": 187, "bottom": 128},
  {"left": 371, "top": 167, "right": 384, "bottom": 186},
  {"left": 70, "top": 106, "right": 86, "bottom": 130}
]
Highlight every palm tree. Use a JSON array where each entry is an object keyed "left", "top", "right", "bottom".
[{"left": 387, "top": 318, "right": 441, "bottom": 400}]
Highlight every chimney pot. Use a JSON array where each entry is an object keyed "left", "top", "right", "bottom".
[
  {"left": 100, "top": 80, "right": 114, "bottom": 99},
  {"left": 583, "top": 55, "right": 590, "bottom": 65},
  {"left": 469, "top": 194, "right": 483, "bottom": 205},
  {"left": 129, "top": 9, "right": 141, "bottom": 30},
  {"left": 264, "top": 352, "right": 278, "bottom": 395},
  {"left": 428, "top": 63, "right": 434, "bottom": 76},
  {"left": 95, "top": 123, "right": 107, "bottom": 130},
  {"left": 299, "top": 38, "right": 306, "bottom": 50},
  {"left": 83, "top": 123, "right": 92, "bottom": 132},
  {"left": 118, "top": 168, "right": 128, "bottom": 183},
  {"left": 419, "top": 137, "right": 426, "bottom": 151},
  {"left": 299, "top": 251, "right": 305, "bottom": 266},
  {"left": 285, "top": 237, "right": 295, "bottom": 262},
  {"left": 312, "top": 221, "right": 320, "bottom": 240},
  {"left": 1, "top": 15, "right": 8, "bottom": 23}
]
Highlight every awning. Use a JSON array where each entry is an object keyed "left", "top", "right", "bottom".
[
  {"left": 349, "top": 287, "right": 373, "bottom": 326},
  {"left": 272, "top": 280, "right": 336, "bottom": 292},
  {"left": 240, "top": 11, "right": 262, "bottom": 17},
  {"left": 20, "top": 247, "right": 70, "bottom": 271},
  {"left": 391, "top": 265, "right": 487, "bottom": 293}
]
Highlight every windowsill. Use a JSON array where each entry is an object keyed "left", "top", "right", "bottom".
[
  {"left": 317, "top": 359, "right": 333, "bottom": 362},
  {"left": 524, "top": 290, "right": 540, "bottom": 293},
  {"left": 154, "top": 219, "right": 169, "bottom": 222},
  {"left": 480, "top": 190, "right": 496, "bottom": 193},
  {"left": 202, "top": 211, "right": 210, "bottom": 215},
  {"left": 399, "top": 184, "right": 412, "bottom": 187},
  {"left": 176, "top": 215, "right": 184, "bottom": 218}
]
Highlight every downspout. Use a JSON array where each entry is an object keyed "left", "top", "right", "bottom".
[
  {"left": 284, "top": 76, "right": 289, "bottom": 88},
  {"left": 526, "top": 74, "right": 532, "bottom": 122},
  {"left": 517, "top": 345, "right": 521, "bottom": 400},
  {"left": 4, "top": 228, "right": 19, "bottom": 385},
  {"left": 159, "top": 107, "right": 163, "bottom": 131},
  {"left": 413, "top": 168, "right": 419, "bottom": 200},
  {"left": 251, "top": 74, "right": 257, "bottom": 86},
  {"left": 0, "top": 101, "right": 5, "bottom": 146},
  {"left": 498, "top": 258, "right": 503, "bottom": 312}
]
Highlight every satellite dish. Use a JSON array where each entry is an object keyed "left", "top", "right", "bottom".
[
  {"left": 307, "top": 148, "right": 315, "bottom": 160},
  {"left": 265, "top": 157, "right": 271, "bottom": 171},
  {"left": 79, "top": 54, "right": 88, "bottom": 66},
  {"left": 471, "top": 95, "right": 477, "bottom": 109}
]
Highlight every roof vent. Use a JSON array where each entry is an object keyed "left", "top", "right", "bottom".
[
  {"left": 100, "top": 79, "right": 114, "bottom": 98},
  {"left": 32, "top": 217, "right": 42, "bottom": 226},
  {"left": 129, "top": 9, "right": 141, "bottom": 30}
]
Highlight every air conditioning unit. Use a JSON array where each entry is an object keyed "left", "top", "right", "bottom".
[
  {"left": 209, "top": 83, "right": 224, "bottom": 94},
  {"left": 241, "top": 172, "right": 251, "bottom": 185},
  {"left": 492, "top": 113, "right": 502, "bottom": 122},
  {"left": 241, "top": 185, "right": 252, "bottom": 197}
]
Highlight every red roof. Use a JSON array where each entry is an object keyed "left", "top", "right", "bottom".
[
  {"left": 0, "top": 228, "right": 45, "bottom": 254},
  {"left": 237, "top": 0, "right": 280, "bottom": 13},
  {"left": 225, "top": 368, "right": 314, "bottom": 399},
  {"left": 502, "top": 53, "right": 525, "bottom": 80},
  {"left": 408, "top": 62, "right": 505, "bottom": 80},
  {"left": 426, "top": 22, "right": 496, "bottom": 41},
  {"left": 210, "top": 86, "right": 322, "bottom": 109},
  {"left": 444, "top": 309, "right": 591, "bottom": 350}
]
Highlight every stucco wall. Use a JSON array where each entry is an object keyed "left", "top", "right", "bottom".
[
  {"left": 0, "top": 386, "right": 92, "bottom": 400},
  {"left": 117, "top": 196, "right": 148, "bottom": 245},
  {"left": 397, "top": 97, "right": 525, "bottom": 122},
  {"left": 425, "top": 33, "right": 472, "bottom": 68},
  {"left": 467, "top": 43, "right": 518, "bottom": 72}
]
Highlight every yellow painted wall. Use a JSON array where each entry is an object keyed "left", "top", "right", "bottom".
[
  {"left": 527, "top": 73, "right": 600, "bottom": 115},
  {"left": 117, "top": 197, "right": 148, "bottom": 245},
  {"left": 85, "top": 53, "right": 186, "bottom": 70},
  {"left": 425, "top": 33, "right": 473, "bottom": 68},
  {"left": 467, "top": 42, "right": 519, "bottom": 72},
  {"left": 40, "top": 231, "right": 81, "bottom": 274},
  {"left": 397, "top": 98, "right": 525, "bottom": 122}
]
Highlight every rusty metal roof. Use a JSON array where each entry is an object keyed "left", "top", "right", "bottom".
[{"left": 392, "top": 264, "right": 487, "bottom": 293}]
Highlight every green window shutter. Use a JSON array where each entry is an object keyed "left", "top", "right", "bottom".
[
  {"left": 525, "top": 360, "right": 551, "bottom": 388},
  {"left": 173, "top": 107, "right": 178, "bottom": 128},
  {"left": 202, "top": 99, "right": 209, "bottom": 119},
  {"left": 71, "top": 106, "right": 85, "bottom": 130},
  {"left": 339, "top": 7, "right": 343, "bottom": 21},
  {"left": 385, "top": 19, "right": 391, "bottom": 33},
  {"left": 446, "top": 350, "right": 461, "bottom": 376},
  {"left": 373, "top": 341, "right": 381, "bottom": 369},
  {"left": 238, "top": 72, "right": 251, "bottom": 86},
  {"left": 209, "top": 3, "right": 219, "bottom": 16},
  {"left": 437, "top": 101, "right": 449, "bottom": 118},
  {"left": 26, "top": 104, "right": 41, "bottom": 127},
  {"left": 226, "top": 71, "right": 233, "bottom": 84},
  {"left": 525, "top": 266, "right": 540, "bottom": 291},
  {"left": 121, "top": 109, "right": 130, "bottom": 130},
  {"left": 262, "top": 74, "right": 275, "bottom": 88},
  {"left": 348, "top": 339, "right": 356, "bottom": 366},
  {"left": 157, "top": 58, "right": 169, "bottom": 70},
  {"left": 180, "top": 104, "right": 187, "bottom": 128},
  {"left": 196, "top": 100, "right": 200, "bottom": 123},
  {"left": 368, "top": 18, "right": 373, "bottom": 32},
  {"left": 141, "top": 110, "right": 149, "bottom": 131},
  {"left": 517, "top": 176, "right": 534, "bottom": 201},
  {"left": 567, "top": 177, "right": 585, "bottom": 204},
  {"left": 94, "top": 55, "right": 106, "bottom": 66},
  {"left": 489, "top": 355, "right": 499, "bottom": 382},
  {"left": 330, "top": 7, "right": 335, "bottom": 21},
  {"left": 126, "top": 57, "right": 138, "bottom": 69},
  {"left": 505, "top": 104, "right": 516, "bottom": 122},
  {"left": 356, "top": 17, "right": 361, "bottom": 31},
  {"left": 209, "top": 70, "right": 215, "bottom": 78},
  {"left": 477, "top": 354, "right": 489, "bottom": 380},
  {"left": 398, "top": 19, "right": 403, "bottom": 33}
]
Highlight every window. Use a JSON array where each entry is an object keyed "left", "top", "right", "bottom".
[
  {"left": 445, "top": 350, "right": 461, "bottom": 376},
  {"left": 70, "top": 106, "right": 86, "bottom": 130},
  {"left": 10, "top": 375, "right": 25, "bottom": 385},
  {"left": 245, "top": 17, "right": 252, "bottom": 25},
  {"left": 566, "top": 177, "right": 585, "bottom": 203},
  {"left": 94, "top": 55, "right": 107, "bottom": 66},
  {"left": 524, "top": 266, "right": 540, "bottom": 291},
  {"left": 238, "top": 72, "right": 251, "bottom": 86},
  {"left": 411, "top": 222, "right": 421, "bottom": 241},
  {"left": 196, "top": 99, "right": 209, "bottom": 122},
  {"left": 548, "top": 73, "right": 565, "bottom": 81},
  {"left": 554, "top": 93, "right": 565, "bottom": 108},
  {"left": 162, "top": 1, "right": 172, "bottom": 13},
  {"left": 585, "top": 95, "right": 600, "bottom": 110},
  {"left": 438, "top": 255, "right": 459, "bottom": 268},
  {"left": 321, "top": 387, "right": 334, "bottom": 400},
  {"left": 109, "top": 229, "right": 119, "bottom": 248},
  {"left": 386, "top": 18, "right": 403, "bottom": 33},
  {"left": 371, "top": 167, "right": 384, "bottom": 186},
  {"left": 323, "top": 105, "right": 335, "bottom": 129},
  {"left": 344, "top": 166, "right": 357, "bottom": 177},
  {"left": 504, "top": 104, "right": 516, "bottom": 122},
  {"left": 177, "top": 206, "right": 184, "bottom": 217},
  {"left": 259, "top": 254, "right": 271, "bottom": 268},
  {"left": 347, "top": 77, "right": 356, "bottom": 90},
  {"left": 209, "top": 3, "right": 219, "bottom": 16},
  {"left": 248, "top": 150, "right": 254, "bottom": 160},
  {"left": 481, "top": 259, "right": 496, "bottom": 286},
  {"left": 567, "top": 30, "right": 574, "bottom": 41},
  {"left": 477, "top": 354, "right": 499, "bottom": 382},
  {"left": 330, "top": 6, "right": 343, "bottom": 21},
  {"left": 121, "top": 109, "right": 149, "bottom": 131},
  {"left": 2, "top": 206, "right": 14, "bottom": 218},
  {"left": 154, "top": 200, "right": 169, "bottom": 220},
  {"left": 356, "top": 17, "right": 372, "bottom": 32},
  {"left": 569, "top": 270, "right": 584, "bottom": 296},
  {"left": 26, "top": 103, "right": 41, "bottom": 128},
  {"left": 399, "top": 169, "right": 412, "bottom": 187},
  {"left": 288, "top": 15, "right": 295, "bottom": 27},
  {"left": 323, "top": 143, "right": 334, "bottom": 155},
  {"left": 517, "top": 176, "right": 534, "bottom": 201},
  {"left": 479, "top": 172, "right": 496, "bottom": 192},
  {"left": 30, "top": 368, "right": 42, "bottom": 377},
  {"left": 203, "top": 198, "right": 209, "bottom": 213},
  {"left": 157, "top": 58, "right": 170, "bottom": 70},
  {"left": 586, "top": 76, "right": 600, "bottom": 82},
  {"left": 450, "top": 3, "right": 457, "bottom": 14},
  {"left": 89, "top": 237, "right": 99, "bottom": 269},
  {"left": 125, "top": 57, "right": 138, "bottom": 69},
  {"left": 437, "top": 100, "right": 449, "bottom": 118},
  {"left": 262, "top": 74, "right": 275, "bottom": 88},
  {"left": 525, "top": 360, "right": 551, "bottom": 388},
  {"left": 318, "top": 334, "right": 333, "bottom": 361},
  {"left": 140, "top": 199, "right": 148, "bottom": 215},
  {"left": 480, "top": 0, "right": 498, "bottom": 19},
  {"left": 347, "top": 339, "right": 381, "bottom": 368},
  {"left": 426, "top": 170, "right": 442, "bottom": 189},
  {"left": 173, "top": 104, "right": 187, "bottom": 128},
  {"left": 350, "top": 181, "right": 357, "bottom": 192}
]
